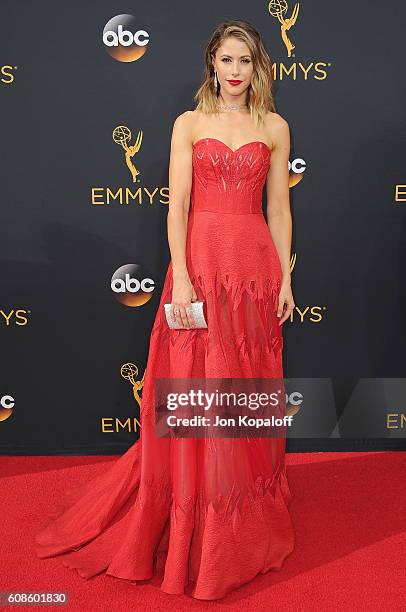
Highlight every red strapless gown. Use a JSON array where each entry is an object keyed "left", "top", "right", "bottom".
[{"left": 35, "top": 137, "right": 295, "bottom": 600}]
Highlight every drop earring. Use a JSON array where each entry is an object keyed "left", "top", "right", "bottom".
[{"left": 214, "top": 70, "right": 218, "bottom": 90}]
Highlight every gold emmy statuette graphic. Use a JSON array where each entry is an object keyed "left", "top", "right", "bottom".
[
  {"left": 113, "top": 126, "right": 143, "bottom": 183},
  {"left": 268, "top": 0, "right": 300, "bottom": 58},
  {"left": 121, "top": 362, "right": 145, "bottom": 408}
]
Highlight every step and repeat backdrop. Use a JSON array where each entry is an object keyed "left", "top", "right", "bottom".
[{"left": 1, "top": 1, "right": 405, "bottom": 454}]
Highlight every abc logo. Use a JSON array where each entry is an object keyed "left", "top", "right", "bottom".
[
  {"left": 0, "top": 395, "right": 14, "bottom": 422},
  {"left": 103, "top": 14, "right": 149, "bottom": 62},
  {"left": 111, "top": 264, "right": 155, "bottom": 307},
  {"left": 289, "top": 157, "right": 306, "bottom": 187}
]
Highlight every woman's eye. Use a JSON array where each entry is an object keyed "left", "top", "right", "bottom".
[{"left": 221, "top": 58, "right": 251, "bottom": 63}]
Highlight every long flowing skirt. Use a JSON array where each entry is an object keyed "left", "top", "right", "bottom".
[{"left": 35, "top": 211, "right": 295, "bottom": 600}]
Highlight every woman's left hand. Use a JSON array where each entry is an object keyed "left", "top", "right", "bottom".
[{"left": 277, "top": 280, "right": 295, "bottom": 325}]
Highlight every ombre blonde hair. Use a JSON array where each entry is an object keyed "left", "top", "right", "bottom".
[{"left": 194, "top": 20, "right": 276, "bottom": 128}]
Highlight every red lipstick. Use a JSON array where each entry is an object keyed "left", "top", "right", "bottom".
[{"left": 227, "top": 80, "right": 242, "bottom": 86}]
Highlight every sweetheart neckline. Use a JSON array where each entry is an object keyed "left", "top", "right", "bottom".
[{"left": 192, "top": 137, "right": 271, "bottom": 155}]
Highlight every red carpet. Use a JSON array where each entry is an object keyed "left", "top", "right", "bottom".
[{"left": 1, "top": 450, "right": 405, "bottom": 611}]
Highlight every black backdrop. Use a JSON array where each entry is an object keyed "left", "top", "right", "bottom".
[{"left": 1, "top": 1, "right": 405, "bottom": 454}]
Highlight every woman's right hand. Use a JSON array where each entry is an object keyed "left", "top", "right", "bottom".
[{"left": 171, "top": 272, "right": 198, "bottom": 328}]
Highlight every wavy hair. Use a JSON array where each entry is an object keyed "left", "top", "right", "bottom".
[{"left": 194, "top": 20, "right": 276, "bottom": 127}]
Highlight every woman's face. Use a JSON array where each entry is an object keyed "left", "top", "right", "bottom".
[{"left": 212, "top": 36, "right": 254, "bottom": 96}]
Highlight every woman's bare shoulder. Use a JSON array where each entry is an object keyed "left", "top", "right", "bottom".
[
  {"left": 172, "top": 109, "right": 199, "bottom": 131},
  {"left": 173, "top": 109, "right": 202, "bottom": 122},
  {"left": 265, "top": 110, "right": 290, "bottom": 131},
  {"left": 265, "top": 111, "right": 290, "bottom": 150},
  {"left": 171, "top": 111, "right": 193, "bottom": 136},
  {"left": 171, "top": 110, "right": 204, "bottom": 144}
]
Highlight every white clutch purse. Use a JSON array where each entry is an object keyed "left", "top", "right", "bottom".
[{"left": 164, "top": 301, "right": 207, "bottom": 329}]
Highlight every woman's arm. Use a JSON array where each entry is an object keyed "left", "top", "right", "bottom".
[
  {"left": 265, "top": 114, "right": 292, "bottom": 286},
  {"left": 167, "top": 111, "right": 193, "bottom": 278},
  {"left": 166, "top": 111, "right": 197, "bottom": 328}
]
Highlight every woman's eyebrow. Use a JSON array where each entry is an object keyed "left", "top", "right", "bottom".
[{"left": 220, "top": 53, "right": 251, "bottom": 58}]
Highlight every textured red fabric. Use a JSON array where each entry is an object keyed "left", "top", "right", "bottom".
[{"left": 34, "top": 138, "right": 295, "bottom": 600}]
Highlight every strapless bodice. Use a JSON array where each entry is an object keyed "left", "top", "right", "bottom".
[{"left": 190, "top": 138, "right": 271, "bottom": 215}]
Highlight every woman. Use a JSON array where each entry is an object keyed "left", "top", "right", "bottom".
[{"left": 35, "top": 20, "right": 295, "bottom": 600}]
